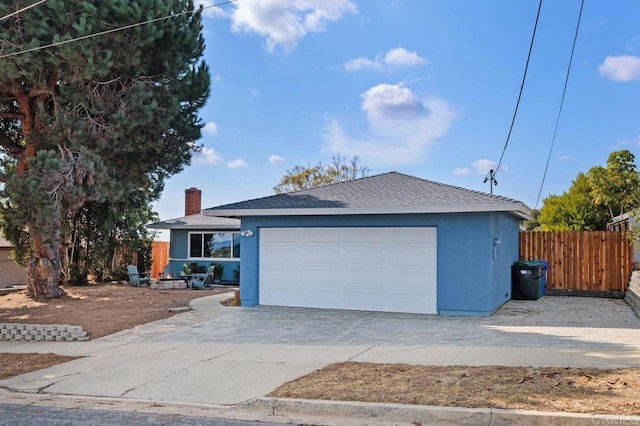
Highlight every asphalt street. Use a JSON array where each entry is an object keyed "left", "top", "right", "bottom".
[{"left": 0, "top": 403, "right": 290, "bottom": 426}]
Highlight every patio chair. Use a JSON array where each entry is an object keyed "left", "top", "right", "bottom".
[
  {"left": 160, "top": 265, "right": 172, "bottom": 279},
  {"left": 127, "top": 265, "right": 150, "bottom": 287},
  {"left": 189, "top": 266, "right": 216, "bottom": 289},
  {"left": 202, "top": 265, "right": 216, "bottom": 287},
  {"left": 189, "top": 274, "right": 207, "bottom": 289}
]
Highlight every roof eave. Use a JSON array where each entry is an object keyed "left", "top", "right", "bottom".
[
  {"left": 146, "top": 223, "right": 241, "bottom": 230},
  {"left": 204, "top": 203, "right": 532, "bottom": 220}
]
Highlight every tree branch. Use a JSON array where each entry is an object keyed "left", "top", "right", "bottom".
[
  {"left": 0, "top": 112, "right": 23, "bottom": 120},
  {"left": 0, "top": 134, "right": 24, "bottom": 156},
  {"left": 27, "top": 89, "right": 53, "bottom": 98}
]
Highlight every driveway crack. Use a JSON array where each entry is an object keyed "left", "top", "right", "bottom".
[
  {"left": 346, "top": 346, "right": 375, "bottom": 361},
  {"left": 119, "top": 379, "right": 155, "bottom": 397},
  {"left": 120, "top": 358, "right": 202, "bottom": 397},
  {"left": 205, "top": 344, "right": 250, "bottom": 361},
  {"left": 1, "top": 371, "right": 81, "bottom": 395}
]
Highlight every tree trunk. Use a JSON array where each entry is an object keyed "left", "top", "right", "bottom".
[{"left": 26, "top": 232, "right": 64, "bottom": 299}]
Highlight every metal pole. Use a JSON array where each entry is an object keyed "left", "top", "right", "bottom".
[{"left": 484, "top": 169, "right": 497, "bottom": 194}]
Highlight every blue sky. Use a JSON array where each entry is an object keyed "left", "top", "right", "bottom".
[{"left": 153, "top": 0, "right": 640, "bottom": 233}]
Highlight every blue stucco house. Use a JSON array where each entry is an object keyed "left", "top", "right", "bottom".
[
  {"left": 203, "top": 172, "right": 531, "bottom": 316},
  {"left": 148, "top": 188, "right": 241, "bottom": 283}
]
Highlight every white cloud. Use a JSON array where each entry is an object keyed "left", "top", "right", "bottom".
[
  {"left": 598, "top": 55, "right": 640, "bottom": 81},
  {"left": 471, "top": 159, "right": 498, "bottom": 175},
  {"left": 269, "top": 154, "right": 286, "bottom": 165},
  {"left": 616, "top": 135, "right": 640, "bottom": 147},
  {"left": 453, "top": 159, "right": 499, "bottom": 177},
  {"left": 452, "top": 168, "right": 471, "bottom": 176},
  {"left": 344, "top": 57, "right": 381, "bottom": 72},
  {"left": 361, "top": 84, "right": 427, "bottom": 120},
  {"left": 193, "top": 147, "right": 223, "bottom": 165},
  {"left": 227, "top": 0, "right": 357, "bottom": 52},
  {"left": 345, "top": 47, "right": 426, "bottom": 72},
  {"left": 559, "top": 155, "right": 573, "bottom": 161},
  {"left": 227, "top": 158, "right": 247, "bottom": 168},
  {"left": 384, "top": 47, "right": 427, "bottom": 67},
  {"left": 324, "top": 83, "right": 455, "bottom": 167},
  {"left": 250, "top": 88, "right": 261, "bottom": 97},
  {"left": 202, "top": 122, "right": 219, "bottom": 136}
]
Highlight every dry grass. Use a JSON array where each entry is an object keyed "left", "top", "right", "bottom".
[
  {"left": 0, "top": 353, "right": 80, "bottom": 380},
  {"left": 270, "top": 362, "right": 640, "bottom": 415}
]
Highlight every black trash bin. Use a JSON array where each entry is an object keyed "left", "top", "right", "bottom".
[{"left": 511, "top": 261, "right": 544, "bottom": 300}]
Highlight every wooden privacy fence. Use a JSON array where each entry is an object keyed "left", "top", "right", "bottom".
[
  {"left": 519, "top": 231, "right": 633, "bottom": 294},
  {"left": 150, "top": 241, "right": 169, "bottom": 279}
]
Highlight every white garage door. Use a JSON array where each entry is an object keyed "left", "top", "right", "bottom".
[{"left": 259, "top": 227, "right": 437, "bottom": 314}]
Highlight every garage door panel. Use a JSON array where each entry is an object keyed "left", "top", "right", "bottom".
[
  {"left": 300, "top": 248, "right": 342, "bottom": 263},
  {"left": 260, "top": 286, "right": 299, "bottom": 305},
  {"left": 300, "top": 290, "right": 341, "bottom": 307},
  {"left": 391, "top": 228, "right": 435, "bottom": 243},
  {"left": 262, "top": 228, "right": 300, "bottom": 243},
  {"left": 260, "top": 264, "right": 298, "bottom": 277},
  {"left": 388, "top": 248, "right": 434, "bottom": 264},
  {"left": 302, "top": 229, "right": 342, "bottom": 243},
  {"left": 344, "top": 291, "right": 384, "bottom": 309},
  {"left": 339, "top": 269, "right": 384, "bottom": 284},
  {"left": 296, "top": 268, "right": 334, "bottom": 283},
  {"left": 344, "top": 229, "right": 386, "bottom": 243},
  {"left": 260, "top": 246, "right": 300, "bottom": 264},
  {"left": 342, "top": 248, "right": 385, "bottom": 265},
  {"left": 259, "top": 227, "right": 437, "bottom": 315}
]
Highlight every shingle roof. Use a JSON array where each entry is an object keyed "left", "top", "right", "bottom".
[
  {"left": 204, "top": 172, "right": 531, "bottom": 219},
  {"left": 147, "top": 213, "right": 240, "bottom": 230}
]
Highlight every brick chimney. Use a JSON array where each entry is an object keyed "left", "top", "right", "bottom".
[{"left": 185, "top": 187, "right": 202, "bottom": 216}]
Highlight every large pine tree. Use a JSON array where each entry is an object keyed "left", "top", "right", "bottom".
[{"left": 0, "top": 1, "right": 210, "bottom": 298}]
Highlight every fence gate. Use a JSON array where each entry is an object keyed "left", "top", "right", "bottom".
[
  {"left": 519, "top": 231, "right": 633, "bottom": 295},
  {"left": 150, "top": 241, "right": 169, "bottom": 279}
]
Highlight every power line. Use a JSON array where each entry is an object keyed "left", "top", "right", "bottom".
[
  {"left": 535, "top": 0, "right": 585, "bottom": 209},
  {"left": 0, "top": 0, "right": 48, "bottom": 21},
  {"left": 0, "top": 0, "right": 238, "bottom": 60},
  {"left": 491, "top": 0, "right": 543, "bottom": 181}
]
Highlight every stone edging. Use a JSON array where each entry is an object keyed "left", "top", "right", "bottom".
[{"left": 0, "top": 323, "right": 89, "bottom": 341}]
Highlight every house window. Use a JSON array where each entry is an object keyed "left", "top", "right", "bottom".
[{"left": 189, "top": 232, "right": 240, "bottom": 259}]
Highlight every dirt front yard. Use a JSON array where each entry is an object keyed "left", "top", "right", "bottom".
[
  {"left": 270, "top": 362, "right": 640, "bottom": 416},
  {"left": 0, "top": 283, "right": 235, "bottom": 339}
]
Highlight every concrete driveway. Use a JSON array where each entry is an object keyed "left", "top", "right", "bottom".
[{"left": 1, "top": 294, "right": 640, "bottom": 407}]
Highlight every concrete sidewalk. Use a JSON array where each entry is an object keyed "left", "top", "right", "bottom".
[{"left": 1, "top": 293, "right": 640, "bottom": 424}]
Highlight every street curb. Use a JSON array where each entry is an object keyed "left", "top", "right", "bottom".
[{"left": 245, "top": 397, "right": 640, "bottom": 425}]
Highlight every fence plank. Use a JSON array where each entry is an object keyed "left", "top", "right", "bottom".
[
  {"left": 519, "top": 231, "right": 632, "bottom": 293},
  {"left": 150, "top": 241, "right": 170, "bottom": 279}
]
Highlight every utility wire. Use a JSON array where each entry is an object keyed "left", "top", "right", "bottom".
[
  {"left": 0, "top": 0, "right": 48, "bottom": 21},
  {"left": 0, "top": 0, "right": 237, "bottom": 60},
  {"left": 535, "top": 0, "right": 585, "bottom": 209},
  {"left": 492, "top": 0, "right": 543, "bottom": 178}
]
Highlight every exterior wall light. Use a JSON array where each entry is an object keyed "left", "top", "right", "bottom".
[{"left": 240, "top": 230, "right": 254, "bottom": 237}]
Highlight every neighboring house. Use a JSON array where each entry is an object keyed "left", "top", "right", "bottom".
[
  {"left": 607, "top": 213, "right": 640, "bottom": 264},
  {"left": 204, "top": 172, "right": 531, "bottom": 316},
  {"left": 0, "top": 234, "right": 27, "bottom": 287},
  {"left": 147, "top": 188, "right": 241, "bottom": 283}
]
